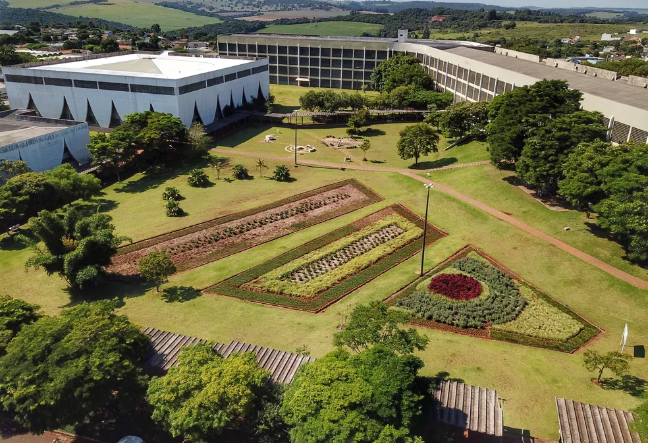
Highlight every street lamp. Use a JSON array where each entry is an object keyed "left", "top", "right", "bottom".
[
  {"left": 293, "top": 109, "right": 300, "bottom": 167},
  {"left": 419, "top": 183, "right": 434, "bottom": 276}
]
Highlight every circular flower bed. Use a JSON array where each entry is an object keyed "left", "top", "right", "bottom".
[{"left": 428, "top": 273, "right": 482, "bottom": 301}]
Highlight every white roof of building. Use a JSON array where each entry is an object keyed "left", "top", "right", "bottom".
[{"left": 24, "top": 54, "right": 254, "bottom": 79}]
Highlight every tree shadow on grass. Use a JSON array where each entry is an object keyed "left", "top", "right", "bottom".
[
  {"left": 601, "top": 375, "right": 648, "bottom": 398},
  {"left": 161, "top": 286, "right": 201, "bottom": 303},
  {"left": 408, "top": 157, "right": 457, "bottom": 170},
  {"left": 0, "top": 229, "right": 37, "bottom": 251},
  {"left": 114, "top": 159, "right": 212, "bottom": 194},
  {"left": 74, "top": 197, "right": 120, "bottom": 216},
  {"left": 363, "top": 128, "right": 386, "bottom": 137},
  {"left": 63, "top": 278, "right": 152, "bottom": 308},
  {"left": 433, "top": 371, "right": 465, "bottom": 384}
]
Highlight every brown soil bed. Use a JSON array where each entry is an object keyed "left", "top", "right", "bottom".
[
  {"left": 107, "top": 179, "right": 382, "bottom": 278},
  {"left": 322, "top": 136, "right": 362, "bottom": 149}
]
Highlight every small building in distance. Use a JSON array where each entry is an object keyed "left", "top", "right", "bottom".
[
  {"left": 629, "top": 29, "right": 641, "bottom": 35},
  {"left": 3, "top": 52, "right": 270, "bottom": 128},
  {"left": 601, "top": 33, "right": 622, "bottom": 41},
  {"left": 429, "top": 15, "right": 449, "bottom": 22},
  {"left": 0, "top": 112, "right": 91, "bottom": 172}
]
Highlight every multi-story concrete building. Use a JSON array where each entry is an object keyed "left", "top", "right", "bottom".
[
  {"left": 216, "top": 33, "right": 648, "bottom": 144},
  {"left": 3, "top": 52, "right": 270, "bottom": 129}
]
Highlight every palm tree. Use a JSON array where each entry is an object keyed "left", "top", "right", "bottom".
[{"left": 256, "top": 158, "right": 269, "bottom": 178}]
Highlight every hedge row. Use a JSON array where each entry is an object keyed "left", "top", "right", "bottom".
[
  {"left": 386, "top": 246, "right": 600, "bottom": 352},
  {"left": 204, "top": 204, "right": 446, "bottom": 312},
  {"left": 118, "top": 178, "right": 383, "bottom": 255}
]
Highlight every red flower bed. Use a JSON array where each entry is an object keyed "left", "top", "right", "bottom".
[{"left": 428, "top": 274, "right": 482, "bottom": 300}]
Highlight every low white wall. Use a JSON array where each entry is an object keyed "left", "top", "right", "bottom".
[
  {"left": 494, "top": 47, "right": 541, "bottom": 63},
  {"left": 544, "top": 59, "right": 618, "bottom": 81}
]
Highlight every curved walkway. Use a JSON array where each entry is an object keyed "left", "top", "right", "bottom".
[{"left": 212, "top": 148, "right": 648, "bottom": 290}]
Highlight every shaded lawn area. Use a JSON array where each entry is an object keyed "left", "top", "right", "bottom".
[
  {"left": 215, "top": 122, "right": 490, "bottom": 169},
  {"left": 0, "top": 159, "right": 646, "bottom": 439},
  {"left": 426, "top": 164, "right": 648, "bottom": 281}
]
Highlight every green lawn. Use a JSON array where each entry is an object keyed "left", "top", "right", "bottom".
[
  {"left": 425, "top": 164, "right": 648, "bottom": 281},
  {"left": 215, "top": 122, "right": 489, "bottom": 169},
  {"left": 269, "top": 84, "right": 378, "bottom": 114},
  {"left": 258, "top": 21, "right": 384, "bottom": 37},
  {"left": 41, "top": 0, "right": 222, "bottom": 30},
  {"left": 0, "top": 152, "right": 645, "bottom": 439}
]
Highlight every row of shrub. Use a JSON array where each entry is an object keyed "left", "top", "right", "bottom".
[
  {"left": 205, "top": 205, "right": 445, "bottom": 312},
  {"left": 248, "top": 215, "right": 421, "bottom": 298},
  {"left": 118, "top": 179, "right": 382, "bottom": 255}
]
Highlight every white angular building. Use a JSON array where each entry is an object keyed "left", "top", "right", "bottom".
[{"left": 3, "top": 53, "right": 270, "bottom": 129}]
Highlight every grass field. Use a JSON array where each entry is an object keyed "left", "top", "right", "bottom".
[
  {"left": 6, "top": 0, "right": 223, "bottom": 30},
  {"left": 239, "top": 10, "right": 350, "bottom": 21},
  {"left": 585, "top": 12, "right": 625, "bottom": 19},
  {"left": 258, "top": 21, "right": 383, "bottom": 36}
]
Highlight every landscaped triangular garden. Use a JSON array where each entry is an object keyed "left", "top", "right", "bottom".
[
  {"left": 385, "top": 245, "right": 601, "bottom": 352},
  {"left": 203, "top": 204, "right": 447, "bottom": 312}
]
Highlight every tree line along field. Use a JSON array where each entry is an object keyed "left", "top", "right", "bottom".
[{"left": 257, "top": 21, "right": 383, "bottom": 36}]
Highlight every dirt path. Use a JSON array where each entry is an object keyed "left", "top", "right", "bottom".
[{"left": 212, "top": 148, "right": 648, "bottom": 290}]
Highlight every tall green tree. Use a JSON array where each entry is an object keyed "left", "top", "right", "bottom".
[
  {"left": 188, "top": 123, "right": 212, "bottom": 157},
  {"left": 0, "top": 172, "right": 58, "bottom": 230},
  {"left": 334, "top": 301, "right": 429, "bottom": 355},
  {"left": 583, "top": 350, "right": 632, "bottom": 383},
  {"left": 595, "top": 191, "right": 648, "bottom": 262},
  {"left": 371, "top": 53, "right": 432, "bottom": 93},
  {"left": 0, "top": 160, "right": 32, "bottom": 182},
  {"left": 487, "top": 79, "right": 582, "bottom": 167},
  {"left": 397, "top": 123, "right": 440, "bottom": 165},
  {"left": 23, "top": 208, "right": 130, "bottom": 289},
  {"left": 138, "top": 251, "right": 176, "bottom": 292},
  {"left": 0, "top": 301, "right": 149, "bottom": 434},
  {"left": 347, "top": 108, "right": 371, "bottom": 135},
  {"left": 515, "top": 111, "right": 606, "bottom": 195},
  {"left": 45, "top": 164, "right": 103, "bottom": 203},
  {"left": 436, "top": 101, "right": 489, "bottom": 139},
  {"left": 0, "top": 295, "right": 40, "bottom": 354},
  {"left": 147, "top": 343, "right": 269, "bottom": 442},
  {"left": 281, "top": 345, "right": 424, "bottom": 443},
  {"left": 87, "top": 132, "right": 134, "bottom": 182}
]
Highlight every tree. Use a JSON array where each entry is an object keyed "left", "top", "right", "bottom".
[
  {"left": 99, "top": 38, "right": 119, "bottom": 53},
  {"left": 371, "top": 53, "right": 429, "bottom": 93},
  {"left": 595, "top": 191, "right": 648, "bottom": 262},
  {"left": 397, "top": 123, "right": 440, "bottom": 165},
  {"left": 436, "top": 101, "right": 489, "bottom": 139},
  {"left": 583, "top": 350, "right": 632, "bottom": 383},
  {"left": 384, "top": 63, "right": 434, "bottom": 93},
  {"left": 487, "top": 80, "right": 582, "bottom": 167},
  {"left": 187, "top": 168, "right": 209, "bottom": 187},
  {"left": 0, "top": 301, "right": 149, "bottom": 434},
  {"left": 359, "top": 139, "right": 371, "bottom": 161},
  {"left": 256, "top": 159, "right": 269, "bottom": 178},
  {"left": 232, "top": 164, "right": 249, "bottom": 180},
  {"left": 138, "top": 251, "right": 176, "bottom": 292},
  {"left": 630, "top": 401, "right": 648, "bottom": 443},
  {"left": 166, "top": 199, "right": 183, "bottom": 217},
  {"left": 272, "top": 164, "right": 291, "bottom": 182},
  {"left": 188, "top": 123, "right": 212, "bottom": 157},
  {"left": 147, "top": 343, "right": 269, "bottom": 442},
  {"left": 151, "top": 23, "right": 161, "bottom": 33},
  {"left": 0, "top": 295, "right": 40, "bottom": 354},
  {"left": 23, "top": 208, "right": 130, "bottom": 289},
  {"left": 515, "top": 111, "right": 606, "bottom": 195},
  {"left": 0, "top": 160, "right": 32, "bottom": 182},
  {"left": 44, "top": 164, "right": 102, "bottom": 204},
  {"left": 422, "top": 25, "right": 430, "bottom": 39},
  {"left": 347, "top": 108, "right": 371, "bottom": 136},
  {"left": 0, "top": 172, "right": 58, "bottom": 231},
  {"left": 208, "top": 154, "right": 229, "bottom": 180},
  {"left": 162, "top": 186, "right": 181, "bottom": 201},
  {"left": 281, "top": 345, "right": 424, "bottom": 443},
  {"left": 87, "top": 132, "right": 134, "bottom": 182},
  {"left": 334, "top": 301, "right": 428, "bottom": 355}
]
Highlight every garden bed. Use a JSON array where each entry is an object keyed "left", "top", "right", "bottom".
[
  {"left": 203, "top": 204, "right": 447, "bottom": 312},
  {"left": 385, "top": 245, "right": 601, "bottom": 352},
  {"left": 106, "top": 179, "right": 382, "bottom": 277}
]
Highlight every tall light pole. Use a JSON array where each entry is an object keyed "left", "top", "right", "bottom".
[
  {"left": 419, "top": 183, "right": 434, "bottom": 276},
  {"left": 293, "top": 109, "right": 299, "bottom": 167}
]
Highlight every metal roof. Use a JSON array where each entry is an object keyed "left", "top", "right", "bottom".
[
  {"left": 432, "top": 380, "right": 503, "bottom": 436},
  {"left": 555, "top": 397, "right": 642, "bottom": 443},
  {"left": 445, "top": 47, "right": 648, "bottom": 110},
  {"left": 143, "top": 327, "right": 315, "bottom": 384},
  {"left": 0, "top": 114, "right": 86, "bottom": 146}
]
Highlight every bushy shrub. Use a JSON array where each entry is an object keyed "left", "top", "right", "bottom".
[
  {"left": 166, "top": 200, "right": 183, "bottom": 217},
  {"left": 232, "top": 164, "right": 249, "bottom": 180},
  {"left": 162, "top": 186, "right": 181, "bottom": 201},
  {"left": 187, "top": 169, "right": 209, "bottom": 187},
  {"left": 273, "top": 165, "right": 291, "bottom": 182},
  {"left": 428, "top": 274, "right": 482, "bottom": 301}
]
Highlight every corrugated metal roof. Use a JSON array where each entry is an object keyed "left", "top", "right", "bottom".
[
  {"left": 143, "top": 327, "right": 314, "bottom": 383},
  {"left": 555, "top": 397, "right": 642, "bottom": 443},
  {"left": 433, "top": 380, "right": 503, "bottom": 436}
]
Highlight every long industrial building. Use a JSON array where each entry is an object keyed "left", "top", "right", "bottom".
[
  {"left": 216, "top": 32, "right": 648, "bottom": 144},
  {"left": 3, "top": 52, "right": 270, "bottom": 129}
]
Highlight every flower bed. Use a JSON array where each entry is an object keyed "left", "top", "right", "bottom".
[
  {"left": 428, "top": 274, "right": 483, "bottom": 301},
  {"left": 106, "top": 179, "right": 382, "bottom": 277},
  {"left": 386, "top": 246, "right": 601, "bottom": 352},
  {"left": 203, "top": 204, "right": 446, "bottom": 312}
]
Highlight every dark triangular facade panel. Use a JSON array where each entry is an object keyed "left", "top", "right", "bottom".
[
  {"left": 85, "top": 100, "right": 98, "bottom": 127},
  {"left": 26, "top": 94, "right": 40, "bottom": 116},
  {"left": 109, "top": 101, "right": 122, "bottom": 128},
  {"left": 229, "top": 92, "right": 235, "bottom": 109},
  {"left": 60, "top": 97, "right": 73, "bottom": 120},
  {"left": 257, "top": 82, "right": 266, "bottom": 103},
  {"left": 192, "top": 102, "right": 203, "bottom": 125},
  {"left": 241, "top": 88, "right": 248, "bottom": 107},
  {"left": 214, "top": 97, "right": 223, "bottom": 122},
  {"left": 150, "top": 104, "right": 155, "bottom": 112}
]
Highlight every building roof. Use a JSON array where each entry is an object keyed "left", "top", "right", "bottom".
[
  {"left": 446, "top": 47, "right": 648, "bottom": 110},
  {"left": 0, "top": 114, "right": 84, "bottom": 146},
  {"left": 22, "top": 53, "right": 254, "bottom": 79},
  {"left": 555, "top": 397, "right": 642, "bottom": 443},
  {"left": 143, "top": 327, "right": 315, "bottom": 384},
  {"left": 432, "top": 380, "right": 503, "bottom": 436}
]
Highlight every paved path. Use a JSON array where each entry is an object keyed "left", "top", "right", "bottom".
[{"left": 212, "top": 148, "right": 648, "bottom": 290}]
